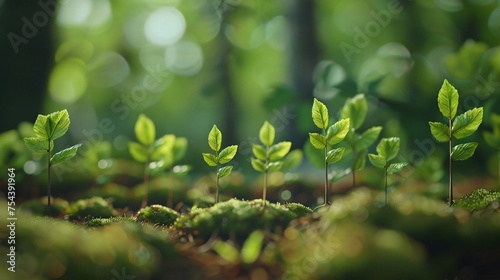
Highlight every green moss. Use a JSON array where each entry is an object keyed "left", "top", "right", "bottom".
[
  {"left": 66, "top": 196, "right": 118, "bottom": 220},
  {"left": 175, "top": 198, "right": 306, "bottom": 240},
  {"left": 19, "top": 196, "right": 69, "bottom": 217},
  {"left": 85, "top": 216, "right": 137, "bottom": 228},
  {"left": 136, "top": 205, "right": 179, "bottom": 226},
  {"left": 282, "top": 202, "right": 312, "bottom": 216},
  {"left": 455, "top": 188, "right": 500, "bottom": 211}
]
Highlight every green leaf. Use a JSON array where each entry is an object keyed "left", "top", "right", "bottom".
[
  {"left": 309, "top": 133, "right": 326, "bottom": 149},
  {"left": 259, "top": 121, "right": 275, "bottom": 146},
  {"left": 251, "top": 158, "right": 266, "bottom": 172},
  {"left": 368, "top": 154, "right": 386, "bottom": 169},
  {"left": 281, "top": 149, "right": 303, "bottom": 171},
  {"left": 47, "top": 110, "right": 70, "bottom": 141},
  {"left": 208, "top": 125, "right": 222, "bottom": 152},
  {"left": 341, "top": 94, "right": 367, "bottom": 129},
  {"left": 252, "top": 144, "right": 267, "bottom": 161},
  {"left": 129, "top": 142, "right": 148, "bottom": 163},
  {"left": 151, "top": 134, "right": 176, "bottom": 160},
  {"left": 219, "top": 145, "right": 238, "bottom": 164},
  {"left": 353, "top": 149, "right": 367, "bottom": 171},
  {"left": 326, "top": 147, "right": 345, "bottom": 164},
  {"left": 24, "top": 137, "right": 51, "bottom": 153},
  {"left": 451, "top": 142, "right": 478, "bottom": 161},
  {"left": 135, "top": 114, "right": 155, "bottom": 146},
  {"left": 203, "top": 153, "right": 218, "bottom": 166},
  {"left": 33, "top": 114, "right": 49, "bottom": 140},
  {"left": 437, "top": 79, "right": 459, "bottom": 119},
  {"left": 483, "top": 131, "right": 500, "bottom": 149},
  {"left": 50, "top": 143, "right": 81, "bottom": 165},
  {"left": 312, "top": 98, "right": 329, "bottom": 130},
  {"left": 326, "top": 119, "right": 350, "bottom": 145},
  {"left": 355, "top": 126, "right": 383, "bottom": 151},
  {"left": 213, "top": 240, "right": 239, "bottom": 264},
  {"left": 376, "top": 137, "right": 400, "bottom": 162},
  {"left": 172, "top": 137, "right": 188, "bottom": 162},
  {"left": 269, "top": 141, "right": 291, "bottom": 161},
  {"left": 218, "top": 166, "right": 233, "bottom": 178},
  {"left": 387, "top": 162, "right": 408, "bottom": 174},
  {"left": 267, "top": 161, "right": 284, "bottom": 172},
  {"left": 241, "top": 230, "right": 264, "bottom": 264},
  {"left": 429, "top": 122, "right": 451, "bottom": 142},
  {"left": 452, "top": 107, "right": 483, "bottom": 139}
]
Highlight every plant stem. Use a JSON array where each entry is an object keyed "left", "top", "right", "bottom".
[
  {"left": 324, "top": 130, "right": 330, "bottom": 206},
  {"left": 216, "top": 153, "right": 220, "bottom": 203},
  {"left": 449, "top": 117, "right": 453, "bottom": 206},
  {"left": 142, "top": 159, "right": 150, "bottom": 209},
  {"left": 47, "top": 142, "right": 51, "bottom": 217},
  {"left": 351, "top": 128, "right": 356, "bottom": 188},
  {"left": 384, "top": 168, "right": 388, "bottom": 204},
  {"left": 263, "top": 171, "right": 268, "bottom": 208}
]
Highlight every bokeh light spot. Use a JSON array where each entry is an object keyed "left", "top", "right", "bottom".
[
  {"left": 165, "top": 41, "right": 203, "bottom": 76},
  {"left": 144, "top": 7, "right": 186, "bottom": 46},
  {"left": 49, "top": 59, "right": 87, "bottom": 104},
  {"left": 87, "top": 52, "right": 130, "bottom": 87}
]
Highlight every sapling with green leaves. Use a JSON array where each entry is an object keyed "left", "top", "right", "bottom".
[
  {"left": 429, "top": 79, "right": 483, "bottom": 206},
  {"left": 483, "top": 113, "right": 500, "bottom": 185},
  {"left": 309, "top": 98, "right": 350, "bottom": 206},
  {"left": 340, "top": 94, "right": 383, "bottom": 187},
  {"left": 368, "top": 137, "right": 408, "bottom": 204},
  {"left": 129, "top": 114, "right": 189, "bottom": 208},
  {"left": 24, "top": 109, "right": 81, "bottom": 216},
  {"left": 202, "top": 125, "right": 238, "bottom": 203},
  {"left": 251, "top": 121, "right": 291, "bottom": 207}
]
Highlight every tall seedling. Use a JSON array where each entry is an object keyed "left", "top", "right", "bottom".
[
  {"left": 24, "top": 109, "right": 81, "bottom": 216},
  {"left": 252, "top": 121, "right": 291, "bottom": 207},
  {"left": 483, "top": 113, "right": 500, "bottom": 186},
  {"left": 309, "top": 99, "right": 350, "bottom": 207},
  {"left": 202, "top": 125, "right": 238, "bottom": 203},
  {"left": 429, "top": 80, "right": 483, "bottom": 206},
  {"left": 129, "top": 114, "right": 188, "bottom": 208},
  {"left": 368, "top": 137, "right": 408, "bottom": 204},
  {"left": 340, "top": 94, "right": 382, "bottom": 187}
]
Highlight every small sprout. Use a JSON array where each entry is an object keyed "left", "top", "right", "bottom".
[
  {"left": 202, "top": 125, "right": 238, "bottom": 203},
  {"left": 368, "top": 137, "right": 408, "bottom": 204},
  {"left": 23, "top": 109, "right": 81, "bottom": 216},
  {"left": 340, "top": 94, "right": 383, "bottom": 187},
  {"left": 129, "top": 114, "right": 188, "bottom": 208},
  {"left": 429, "top": 80, "right": 483, "bottom": 206},
  {"left": 251, "top": 121, "right": 292, "bottom": 207},
  {"left": 309, "top": 98, "right": 350, "bottom": 207}
]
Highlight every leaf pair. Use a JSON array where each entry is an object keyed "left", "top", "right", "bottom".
[
  {"left": 24, "top": 109, "right": 81, "bottom": 166},
  {"left": 202, "top": 125, "right": 238, "bottom": 179},
  {"left": 429, "top": 79, "right": 483, "bottom": 161},
  {"left": 251, "top": 121, "right": 291, "bottom": 172},
  {"left": 368, "top": 137, "right": 408, "bottom": 174},
  {"left": 309, "top": 99, "right": 350, "bottom": 164}
]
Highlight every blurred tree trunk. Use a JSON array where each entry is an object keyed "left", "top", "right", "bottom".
[
  {"left": 0, "top": 0, "right": 54, "bottom": 131},
  {"left": 285, "top": 0, "right": 320, "bottom": 142}
]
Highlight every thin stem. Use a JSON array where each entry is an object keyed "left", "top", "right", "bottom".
[
  {"left": 324, "top": 129, "right": 330, "bottom": 206},
  {"left": 47, "top": 142, "right": 51, "bottom": 217},
  {"left": 449, "top": 117, "right": 453, "bottom": 206},
  {"left": 263, "top": 171, "right": 268, "bottom": 208},
  {"left": 351, "top": 128, "right": 356, "bottom": 188},
  {"left": 216, "top": 151, "right": 220, "bottom": 204},
  {"left": 142, "top": 156, "right": 150, "bottom": 209},
  {"left": 384, "top": 168, "right": 388, "bottom": 204}
]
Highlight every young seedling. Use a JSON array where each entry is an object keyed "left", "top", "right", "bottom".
[
  {"left": 129, "top": 114, "right": 188, "bottom": 208},
  {"left": 251, "top": 121, "right": 291, "bottom": 207},
  {"left": 202, "top": 125, "right": 238, "bottom": 203},
  {"left": 429, "top": 79, "right": 483, "bottom": 206},
  {"left": 340, "top": 94, "right": 383, "bottom": 187},
  {"left": 368, "top": 137, "right": 408, "bottom": 204},
  {"left": 483, "top": 113, "right": 500, "bottom": 185},
  {"left": 24, "top": 109, "right": 81, "bottom": 216},
  {"left": 309, "top": 98, "right": 350, "bottom": 207}
]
